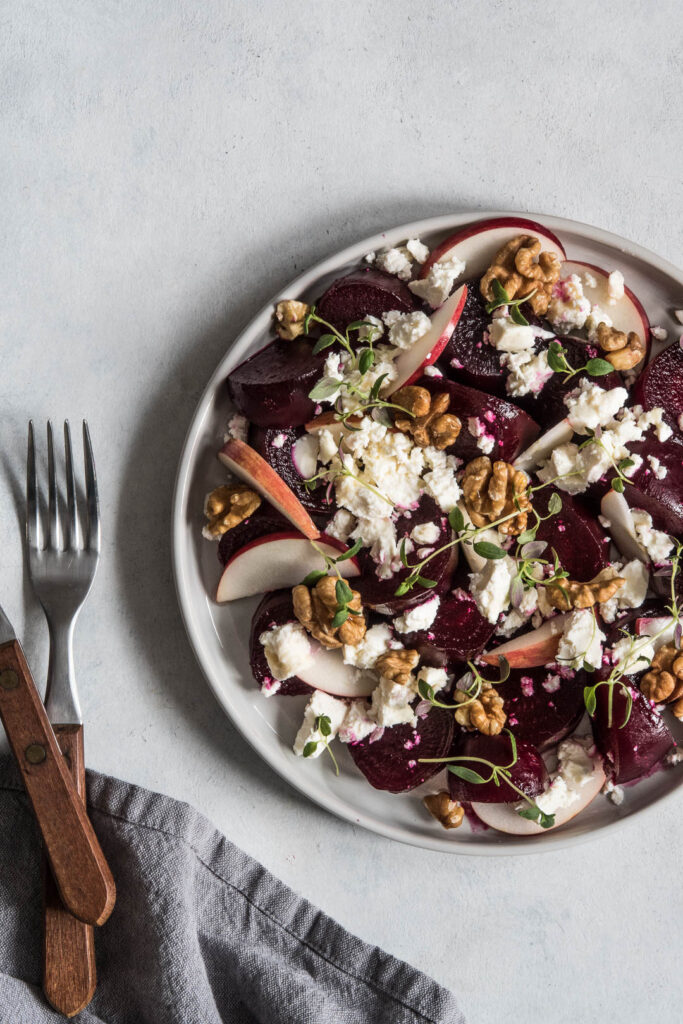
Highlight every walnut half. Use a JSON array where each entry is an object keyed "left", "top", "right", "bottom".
[
  {"left": 462, "top": 457, "right": 531, "bottom": 536},
  {"left": 480, "top": 235, "right": 561, "bottom": 316},
  {"left": 292, "top": 576, "right": 366, "bottom": 649},
  {"left": 454, "top": 686, "right": 507, "bottom": 736},
  {"left": 641, "top": 645, "right": 683, "bottom": 715},
  {"left": 596, "top": 322, "right": 646, "bottom": 371},
  {"left": 424, "top": 792, "right": 464, "bottom": 830},
  {"left": 545, "top": 568, "right": 625, "bottom": 612},
  {"left": 203, "top": 485, "right": 261, "bottom": 538},
  {"left": 376, "top": 649, "right": 420, "bottom": 687},
  {"left": 392, "top": 386, "right": 461, "bottom": 449}
]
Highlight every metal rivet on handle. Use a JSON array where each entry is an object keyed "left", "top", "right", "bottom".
[
  {"left": 25, "top": 743, "right": 46, "bottom": 765},
  {"left": 0, "top": 670, "right": 18, "bottom": 690}
]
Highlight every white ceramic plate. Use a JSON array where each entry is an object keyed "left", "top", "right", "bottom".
[{"left": 172, "top": 210, "right": 683, "bottom": 854}]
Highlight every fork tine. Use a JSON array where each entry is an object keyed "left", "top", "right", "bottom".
[
  {"left": 26, "top": 420, "right": 42, "bottom": 550},
  {"left": 46, "top": 421, "right": 62, "bottom": 551},
  {"left": 64, "top": 420, "right": 81, "bottom": 550},
  {"left": 83, "top": 421, "right": 100, "bottom": 553}
]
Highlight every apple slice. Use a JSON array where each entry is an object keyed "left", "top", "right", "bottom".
[
  {"left": 420, "top": 217, "right": 566, "bottom": 282},
  {"left": 388, "top": 285, "right": 467, "bottom": 393},
  {"left": 456, "top": 500, "right": 501, "bottom": 573},
  {"left": 561, "top": 260, "right": 650, "bottom": 350},
  {"left": 514, "top": 419, "right": 574, "bottom": 473},
  {"left": 471, "top": 760, "right": 605, "bottom": 835},
  {"left": 635, "top": 615, "right": 678, "bottom": 650},
  {"left": 219, "top": 439, "right": 320, "bottom": 540},
  {"left": 481, "top": 614, "right": 571, "bottom": 669},
  {"left": 600, "top": 490, "right": 648, "bottom": 564},
  {"left": 298, "top": 645, "right": 376, "bottom": 699},
  {"left": 304, "top": 411, "right": 362, "bottom": 438},
  {"left": 216, "top": 532, "right": 359, "bottom": 603}
]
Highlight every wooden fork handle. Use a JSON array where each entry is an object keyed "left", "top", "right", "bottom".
[
  {"left": 0, "top": 639, "right": 116, "bottom": 926},
  {"left": 43, "top": 724, "right": 96, "bottom": 1018}
]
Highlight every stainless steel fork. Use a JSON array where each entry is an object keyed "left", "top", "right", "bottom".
[{"left": 27, "top": 420, "right": 115, "bottom": 1018}]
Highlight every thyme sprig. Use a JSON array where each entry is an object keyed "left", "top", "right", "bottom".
[
  {"left": 547, "top": 340, "right": 614, "bottom": 381},
  {"left": 302, "top": 715, "right": 340, "bottom": 774},
  {"left": 484, "top": 279, "right": 538, "bottom": 327},
  {"left": 417, "top": 656, "right": 510, "bottom": 712}
]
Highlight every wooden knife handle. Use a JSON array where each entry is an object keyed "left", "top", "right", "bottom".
[
  {"left": 0, "top": 640, "right": 116, "bottom": 926},
  {"left": 43, "top": 724, "right": 96, "bottom": 1018}
]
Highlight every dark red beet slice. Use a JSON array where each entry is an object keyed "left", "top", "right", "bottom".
[
  {"left": 533, "top": 487, "right": 610, "bottom": 579},
  {"left": 632, "top": 342, "right": 683, "bottom": 436},
  {"left": 316, "top": 268, "right": 417, "bottom": 332},
  {"left": 353, "top": 497, "right": 455, "bottom": 615},
  {"left": 447, "top": 733, "right": 549, "bottom": 803},
  {"left": 419, "top": 376, "right": 540, "bottom": 463},
  {"left": 442, "top": 282, "right": 507, "bottom": 396},
  {"left": 618, "top": 434, "right": 683, "bottom": 537},
  {"left": 348, "top": 707, "right": 454, "bottom": 793},
  {"left": 517, "top": 336, "right": 622, "bottom": 429},
  {"left": 591, "top": 682, "right": 674, "bottom": 784},
  {"left": 227, "top": 339, "right": 325, "bottom": 428},
  {"left": 250, "top": 590, "right": 313, "bottom": 697},
  {"left": 502, "top": 666, "right": 586, "bottom": 751},
  {"left": 218, "top": 505, "right": 292, "bottom": 566},
  {"left": 402, "top": 587, "right": 495, "bottom": 663},
  {"left": 249, "top": 426, "right": 333, "bottom": 519}
]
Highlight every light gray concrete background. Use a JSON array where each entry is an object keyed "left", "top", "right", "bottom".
[{"left": 2, "top": 2, "right": 682, "bottom": 1021}]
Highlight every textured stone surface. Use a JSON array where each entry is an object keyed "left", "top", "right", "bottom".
[{"left": 1, "top": 2, "right": 682, "bottom": 1022}]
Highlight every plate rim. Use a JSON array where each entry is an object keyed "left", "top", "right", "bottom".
[{"left": 172, "top": 209, "right": 683, "bottom": 856}]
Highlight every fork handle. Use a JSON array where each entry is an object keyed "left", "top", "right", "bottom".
[
  {"left": 43, "top": 725, "right": 97, "bottom": 1018},
  {"left": 0, "top": 639, "right": 116, "bottom": 926}
]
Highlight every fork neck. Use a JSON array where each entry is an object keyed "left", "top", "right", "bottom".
[{"left": 44, "top": 619, "right": 82, "bottom": 726}]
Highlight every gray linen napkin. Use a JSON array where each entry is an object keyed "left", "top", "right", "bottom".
[{"left": 0, "top": 757, "right": 465, "bottom": 1023}]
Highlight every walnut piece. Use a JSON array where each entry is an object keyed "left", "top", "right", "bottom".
[
  {"left": 641, "top": 645, "right": 683, "bottom": 708},
  {"left": 423, "top": 792, "right": 464, "bottom": 830},
  {"left": 292, "top": 576, "right": 366, "bottom": 650},
  {"left": 203, "top": 485, "right": 261, "bottom": 538},
  {"left": 595, "top": 322, "right": 646, "bottom": 371},
  {"left": 455, "top": 686, "right": 507, "bottom": 736},
  {"left": 480, "top": 235, "right": 561, "bottom": 316},
  {"left": 274, "top": 300, "right": 310, "bottom": 340},
  {"left": 392, "top": 386, "right": 461, "bottom": 450},
  {"left": 462, "top": 457, "right": 531, "bottom": 536},
  {"left": 546, "top": 568, "right": 625, "bottom": 612},
  {"left": 376, "top": 649, "right": 420, "bottom": 687}
]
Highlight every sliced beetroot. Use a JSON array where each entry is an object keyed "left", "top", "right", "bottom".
[
  {"left": 591, "top": 682, "right": 674, "bottom": 784},
  {"left": 348, "top": 707, "right": 454, "bottom": 793},
  {"left": 618, "top": 434, "right": 683, "bottom": 536},
  {"left": 217, "top": 505, "right": 292, "bottom": 566},
  {"left": 403, "top": 587, "right": 495, "bottom": 663},
  {"left": 447, "top": 733, "right": 549, "bottom": 804},
  {"left": 533, "top": 487, "right": 610, "bottom": 579},
  {"left": 518, "top": 336, "right": 622, "bottom": 429},
  {"left": 316, "top": 268, "right": 417, "bottom": 332},
  {"left": 353, "top": 496, "right": 455, "bottom": 615},
  {"left": 502, "top": 666, "right": 586, "bottom": 751},
  {"left": 249, "top": 426, "right": 333, "bottom": 518},
  {"left": 419, "top": 376, "right": 540, "bottom": 463},
  {"left": 632, "top": 341, "right": 683, "bottom": 435},
  {"left": 227, "top": 339, "right": 325, "bottom": 428},
  {"left": 442, "top": 282, "right": 506, "bottom": 396},
  {"left": 250, "top": 590, "right": 312, "bottom": 697}
]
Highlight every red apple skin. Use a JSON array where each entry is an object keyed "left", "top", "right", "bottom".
[
  {"left": 249, "top": 425, "right": 334, "bottom": 519},
  {"left": 420, "top": 217, "right": 566, "bottom": 280},
  {"left": 218, "top": 505, "right": 292, "bottom": 565},
  {"left": 632, "top": 341, "right": 683, "bottom": 436},
  {"left": 447, "top": 733, "right": 549, "bottom": 804},
  {"left": 227, "top": 339, "right": 325, "bottom": 428},
  {"left": 316, "top": 267, "right": 417, "bottom": 331},
  {"left": 250, "top": 590, "right": 313, "bottom": 697},
  {"left": 348, "top": 707, "right": 454, "bottom": 793},
  {"left": 418, "top": 375, "right": 540, "bottom": 463},
  {"left": 391, "top": 285, "right": 468, "bottom": 391},
  {"left": 591, "top": 681, "right": 675, "bottom": 784}
]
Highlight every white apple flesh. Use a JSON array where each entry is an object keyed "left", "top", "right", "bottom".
[
  {"left": 420, "top": 217, "right": 566, "bottom": 283},
  {"left": 560, "top": 260, "right": 650, "bottom": 348},
  {"left": 456, "top": 500, "right": 501, "bottom": 573},
  {"left": 481, "top": 613, "right": 571, "bottom": 669},
  {"left": 216, "top": 532, "right": 359, "bottom": 602},
  {"left": 296, "top": 645, "right": 376, "bottom": 699},
  {"left": 291, "top": 434, "right": 319, "bottom": 479},
  {"left": 387, "top": 284, "right": 467, "bottom": 393},
  {"left": 218, "top": 438, "right": 320, "bottom": 540},
  {"left": 600, "top": 490, "right": 648, "bottom": 564}
]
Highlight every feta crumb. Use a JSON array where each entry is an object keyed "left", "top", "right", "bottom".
[
  {"left": 373, "top": 247, "right": 413, "bottom": 281},
  {"left": 556, "top": 609, "right": 605, "bottom": 670},
  {"left": 293, "top": 691, "right": 348, "bottom": 756},
  {"left": 488, "top": 317, "right": 535, "bottom": 353},
  {"left": 500, "top": 349, "right": 553, "bottom": 397},
  {"left": 563, "top": 379, "right": 627, "bottom": 434},
  {"left": 271, "top": 432, "right": 287, "bottom": 448},
  {"left": 357, "top": 314, "right": 385, "bottom": 341},
  {"left": 394, "top": 595, "right": 440, "bottom": 634},
  {"left": 338, "top": 701, "right": 376, "bottom": 744},
  {"left": 651, "top": 325, "right": 668, "bottom": 342},
  {"left": 647, "top": 455, "right": 667, "bottom": 479},
  {"left": 630, "top": 509, "right": 674, "bottom": 564},
  {"left": 583, "top": 272, "right": 598, "bottom": 289},
  {"left": 548, "top": 275, "right": 591, "bottom": 333},
  {"left": 383, "top": 309, "right": 431, "bottom": 350},
  {"left": 260, "top": 621, "right": 313, "bottom": 681},
  {"left": 610, "top": 635, "right": 654, "bottom": 676},
  {"left": 343, "top": 623, "right": 393, "bottom": 669},
  {"left": 467, "top": 416, "right": 495, "bottom": 455},
  {"left": 534, "top": 736, "right": 596, "bottom": 815},
  {"left": 371, "top": 677, "right": 416, "bottom": 728},
  {"left": 469, "top": 556, "right": 517, "bottom": 624},
  {"left": 325, "top": 508, "right": 356, "bottom": 543},
  {"left": 224, "top": 413, "right": 249, "bottom": 443},
  {"left": 423, "top": 364, "right": 443, "bottom": 378},
  {"left": 599, "top": 560, "right": 649, "bottom": 623},
  {"left": 607, "top": 270, "right": 625, "bottom": 304},
  {"left": 416, "top": 665, "right": 448, "bottom": 693},
  {"left": 603, "top": 780, "right": 625, "bottom": 806},
  {"left": 408, "top": 255, "right": 466, "bottom": 308},
  {"left": 542, "top": 673, "right": 561, "bottom": 693},
  {"left": 317, "top": 428, "right": 339, "bottom": 465},
  {"left": 405, "top": 238, "right": 430, "bottom": 264},
  {"left": 411, "top": 521, "right": 441, "bottom": 545}
]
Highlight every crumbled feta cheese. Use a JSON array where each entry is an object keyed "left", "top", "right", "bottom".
[
  {"left": 408, "top": 255, "right": 466, "bottom": 308},
  {"left": 563, "top": 379, "right": 627, "bottom": 434},
  {"left": 316, "top": 347, "right": 398, "bottom": 412},
  {"left": 373, "top": 247, "right": 413, "bottom": 281},
  {"left": 421, "top": 446, "right": 462, "bottom": 512},
  {"left": 607, "top": 270, "right": 625, "bottom": 304},
  {"left": 603, "top": 780, "right": 625, "bottom": 805},
  {"left": 293, "top": 691, "right": 348, "bottom": 756},
  {"left": 610, "top": 635, "right": 654, "bottom": 676},
  {"left": 535, "top": 736, "right": 596, "bottom": 815},
  {"left": 536, "top": 443, "right": 587, "bottom": 494},
  {"left": 548, "top": 275, "right": 592, "bottom": 334},
  {"left": 351, "top": 515, "right": 402, "bottom": 579},
  {"left": 383, "top": 310, "right": 431, "bottom": 350},
  {"left": 260, "top": 622, "right": 313, "bottom": 681},
  {"left": 467, "top": 416, "right": 495, "bottom": 455},
  {"left": 394, "top": 595, "right": 440, "bottom": 634},
  {"left": 583, "top": 272, "right": 598, "bottom": 289},
  {"left": 271, "top": 432, "right": 287, "bottom": 448},
  {"left": 630, "top": 509, "right": 674, "bottom": 564},
  {"left": 488, "top": 317, "right": 535, "bottom": 352},
  {"left": 423, "top": 364, "right": 443, "bottom": 378},
  {"left": 542, "top": 673, "right": 561, "bottom": 693},
  {"left": 371, "top": 677, "right": 416, "bottom": 727},
  {"left": 405, "top": 238, "right": 430, "bottom": 264},
  {"left": 648, "top": 455, "right": 667, "bottom": 479},
  {"left": 599, "top": 560, "right": 649, "bottom": 623},
  {"left": 584, "top": 307, "right": 612, "bottom": 342},
  {"left": 500, "top": 349, "right": 553, "bottom": 397},
  {"left": 343, "top": 623, "right": 393, "bottom": 669},
  {"left": 338, "top": 701, "right": 376, "bottom": 744},
  {"left": 224, "top": 413, "right": 249, "bottom": 443},
  {"left": 317, "top": 428, "right": 339, "bottom": 465},
  {"left": 469, "top": 556, "right": 517, "bottom": 624},
  {"left": 416, "top": 665, "right": 448, "bottom": 693},
  {"left": 651, "top": 325, "right": 668, "bottom": 342},
  {"left": 497, "top": 587, "right": 538, "bottom": 637},
  {"left": 411, "top": 521, "right": 441, "bottom": 545},
  {"left": 260, "top": 678, "right": 281, "bottom": 698},
  {"left": 556, "top": 609, "right": 605, "bottom": 670},
  {"left": 357, "top": 314, "right": 385, "bottom": 341},
  {"left": 638, "top": 405, "right": 673, "bottom": 441},
  {"left": 325, "top": 508, "right": 356, "bottom": 542}
]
